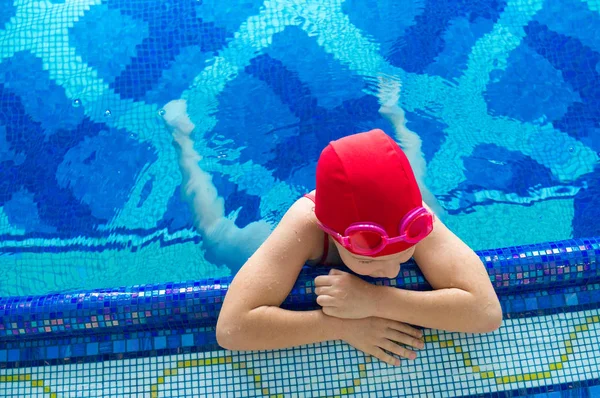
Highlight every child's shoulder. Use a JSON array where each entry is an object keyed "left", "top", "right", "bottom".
[
  {"left": 286, "top": 190, "right": 317, "bottom": 216},
  {"left": 272, "top": 192, "right": 324, "bottom": 262},
  {"left": 284, "top": 193, "right": 319, "bottom": 233}
]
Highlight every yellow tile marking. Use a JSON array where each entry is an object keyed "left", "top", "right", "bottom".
[
  {"left": 0, "top": 374, "right": 57, "bottom": 397},
  {"left": 424, "top": 313, "right": 600, "bottom": 384},
  {"left": 150, "top": 353, "right": 364, "bottom": 398},
  {"left": 150, "top": 355, "right": 276, "bottom": 397}
]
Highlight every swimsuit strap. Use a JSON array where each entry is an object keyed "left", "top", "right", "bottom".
[
  {"left": 303, "top": 192, "right": 316, "bottom": 201},
  {"left": 303, "top": 193, "right": 329, "bottom": 264}
]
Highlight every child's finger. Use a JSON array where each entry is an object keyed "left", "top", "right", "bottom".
[
  {"left": 329, "top": 268, "right": 345, "bottom": 276},
  {"left": 371, "top": 347, "right": 400, "bottom": 367},
  {"left": 314, "top": 275, "right": 333, "bottom": 287},
  {"left": 316, "top": 295, "right": 336, "bottom": 307},
  {"left": 381, "top": 339, "right": 417, "bottom": 360},
  {"left": 314, "top": 286, "right": 333, "bottom": 296}
]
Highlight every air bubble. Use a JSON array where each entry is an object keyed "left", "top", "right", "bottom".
[
  {"left": 72, "top": 99, "right": 81, "bottom": 107},
  {"left": 104, "top": 109, "right": 112, "bottom": 117},
  {"left": 158, "top": 109, "right": 166, "bottom": 116},
  {"left": 568, "top": 147, "right": 574, "bottom": 153}
]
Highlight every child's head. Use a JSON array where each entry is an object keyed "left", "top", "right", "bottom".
[{"left": 313, "top": 129, "right": 434, "bottom": 278}]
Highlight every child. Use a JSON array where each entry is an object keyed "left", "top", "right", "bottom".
[{"left": 217, "top": 128, "right": 502, "bottom": 366}]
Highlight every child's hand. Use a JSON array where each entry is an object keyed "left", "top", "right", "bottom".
[
  {"left": 314, "top": 269, "right": 378, "bottom": 319},
  {"left": 339, "top": 316, "right": 424, "bottom": 366}
]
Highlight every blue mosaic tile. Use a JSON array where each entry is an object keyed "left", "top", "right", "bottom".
[
  {"left": 3, "top": 190, "right": 56, "bottom": 233},
  {"left": 196, "top": 0, "right": 264, "bottom": 33},
  {"left": 551, "top": 293, "right": 566, "bottom": 308},
  {"left": 98, "top": 341, "right": 113, "bottom": 354},
  {"left": 426, "top": 16, "right": 496, "bottom": 81},
  {"left": 87, "top": 342, "right": 98, "bottom": 356},
  {"left": 578, "top": 291, "right": 592, "bottom": 305},
  {"left": 181, "top": 333, "right": 194, "bottom": 347},
  {"left": 126, "top": 338, "right": 139, "bottom": 352},
  {"left": 463, "top": 144, "right": 556, "bottom": 195},
  {"left": 404, "top": 109, "right": 449, "bottom": 163},
  {"left": 212, "top": 70, "right": 300, "bottom": 164},
  {"left": 218, "top": 182, "right": 262, "bottom": 228},
  {"left": 113, "top": 340, "right": 126, "bottom": 353},
  {"left": 534, "top": 0, "right": 600, "bottom": 55},
  {"left": 195, "top": 331, "right": 208, "bottom": 347},
  {"left": 589, "top": 385, "right": 600, "bottom": 396},
  {"left": 142, "top": 45, "right": 213, "bottom": 106},
  {"left": 266, "top": 26, "right": 366, "bottom": 109},
  {"left": 19, "top": 348, "right": 31, "bottom": 362},
  {"left": 525, "top": 297, "right": 539, "bottom": 311},
  {"left": 512, "top": 298, "right": 525, "bottom": 312},
  {"left": 0, "top": 2, "right": 15, "bottom": 31},
  {"left": 158, "top": 188, "right": 195, "bottom": 230},
  {"left": 245, "top": 54, "right": 383, "bottom": 181},
  {"left": 0, "top": 124, "right": 22, "bottom": 165},
  {"left": 342, "top": 0, "right": 423, "bottom": 55},
  {"left": 0, "top": 91, "right": 106, "bottom": 233},
  {"left": 140, "top": 337, "right": 152, "bottom": 351},
  {"left": 573, "top": 167, "right": 600, "bottom": 238},
  {"left": 387, "top": 0, "right": 507, "bottom": 73},
  {"left": 0, "top": 52, "right": 87, "bottom": 138},
  {"left": 72, "top": 343, "right": 86, "bottom": 357},
  {"left": 524, "top": 22, "right": 600, "bottom": 151},
  {"left": 69, "top": 4, "right": 149, "bottom": 85},
  {"left": 167, "top": 334, "right": 180, "bottom": 349},
  {"left": 7, "top": 350, "right": 18, "bottom": 362},
  {"left": 565, "top": 293, "right": 579, "bottom": 306},
  {"left": 106, "top": 0, "right": 230, "bottom": 101},
  {"left": 46, "top": 346, "right": 59, "bottom": 360},
  {"left": 154, "top": 336, "right": 167, "bottom": 350},
  {"left": 485, "top": 42, "right": 581, "bottom": 123},
  {"left": 55, "top": 128, "right": 157, "bottom": 220}
]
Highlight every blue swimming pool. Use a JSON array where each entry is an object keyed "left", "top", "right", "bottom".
[{"left": 1, "top": 0, "right": 599, "bottom": 397}]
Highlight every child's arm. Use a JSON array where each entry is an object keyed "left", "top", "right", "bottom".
[
  {"left": 315, "top": 216, "right": 502, "bottom": 333},
  {"left": 217, "top": 199, "right": 424, "bottom": 365},
  {"left": 217, "top": 198, "right": 345, "bottom": 350},
  {"left": 372, "top": 217, "right": 502, "bottom": 332}
]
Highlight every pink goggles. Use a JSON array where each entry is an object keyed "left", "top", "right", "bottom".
[{"left": 316, "top": 207, "right": 434, "bottom": 256}]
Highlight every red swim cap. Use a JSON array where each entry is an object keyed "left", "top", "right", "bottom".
[{"left": 314, "top": 129, "right": 423, "bottom": 257}]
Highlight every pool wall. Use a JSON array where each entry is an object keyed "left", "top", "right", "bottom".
[{"left": 2, "top": 238, "right": 600, "bottom": 396}]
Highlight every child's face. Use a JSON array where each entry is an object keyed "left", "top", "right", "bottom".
[{"left": 334, "top": 240, "right": 415, "bottom": 278}]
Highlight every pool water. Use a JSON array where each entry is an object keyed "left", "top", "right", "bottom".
[
  {"left": 0, "top": 0, "right": 598, "bottom": 296},
  {"left": 1, "top": 0, "right": 600, "bottom": 397}
]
